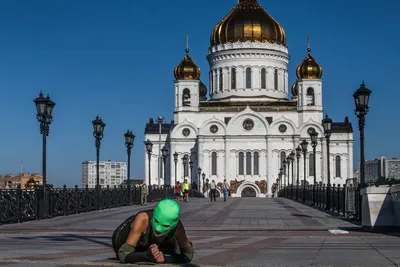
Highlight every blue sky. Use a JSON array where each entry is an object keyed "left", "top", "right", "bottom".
[{"left": 0, "top": 0, "right": 398, "bottom": 187}]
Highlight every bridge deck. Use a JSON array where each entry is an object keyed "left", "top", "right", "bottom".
[{"left": 0, "top": 198, "right": 399, "bottom": 267}]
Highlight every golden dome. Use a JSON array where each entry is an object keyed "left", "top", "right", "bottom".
[
  {"left": 291, "top": 81, "right": 298, "bottom": 96},
  {"left": 199, "top": 81, "right": 207, "bottom": 98},
  {"left": 296, "top": 45, "right": 323, "bottom": 79},
  {"left": 174, "top": 48, "right": 201, "bottom": 80},
  {"left": 210, "top": 0, "right": 286, "bottom": 47}
]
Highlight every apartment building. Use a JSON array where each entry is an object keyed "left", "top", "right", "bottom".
[{"left": 82, "top": 160, "right": 127, "bottom": 188}]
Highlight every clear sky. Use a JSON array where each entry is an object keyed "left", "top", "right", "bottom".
[{"left": 0, "top": 0, "right": 398, "bottom": 187}]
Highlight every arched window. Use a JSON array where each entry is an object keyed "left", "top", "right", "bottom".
[
  {"left": 211, "top": 152, "right": 217, "bottom": 175},
  {"left": 280, "top": 151, "right": 286, "bottom": 175},
  {"left": 335, "top": 156, "right": 341, "bottom": 177},
  {"left": 239, "top": 152, "right": 244, "bottom": 175},
  {"left": 183, "top": 155, "right": 189, "bottom": 177},
  {"left": 309, "top": 153, "right": 315, "bottom": 176},
  {"left": 253, "top": 152, "right": 259, "bottom": 175},
  {"left": 307, "top": 87, "right": 315, "bottom": 106},
  {"left": 274, "top": 69, "right": 278, "bottom": 90},
  {"left": 219, "top": 68, "right": 223, "bottom": 91},
  {"left": 182, "top": 88, "right": 191, "bottom": 106},
  {"left": 246, "top": 152, "right": 252, "bottom": 175},
  {"left": 231, "top": 68, "right": 236, "bottom": 89},
  {"left": 261, "top": 68, "right": 266, "bottom": 89},
  {"left": 246, "top": 67, "right": 252, "bottom": 88}
]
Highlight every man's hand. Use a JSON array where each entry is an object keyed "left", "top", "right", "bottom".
[{"left": 149, "top": 244, "right": 165, "bottom": 263}]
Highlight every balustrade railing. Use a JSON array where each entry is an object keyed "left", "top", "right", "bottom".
[
  {"left": 0, "top": 184, "right": 188, "bottom": 225},
  {"left": 278, "top": 183, "right": 360, "bottom": 220}
]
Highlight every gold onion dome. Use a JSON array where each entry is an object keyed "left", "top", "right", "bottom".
[
  {"left": 296, "top": 44, "right": 323, "bottom": 79},
  {"left": 199, "top": 81, "right": 207, "bottom": 97},
  {"left": 210, "top": 0, "right": 286, "bottom": 46},
  {"left": 174, "top": 48, "right": 201, "bottom": 80},
  {"left": 291, "top": 81, "right": 298, "bottom": 96}
]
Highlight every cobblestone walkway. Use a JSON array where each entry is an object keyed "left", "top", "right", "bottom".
[{"left": 1, "top": 198, "right": 399, "bottom": 267}]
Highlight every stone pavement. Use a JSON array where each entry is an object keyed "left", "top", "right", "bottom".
[{"left": 1, "top": 197, "right": 400, "bottom": 267}]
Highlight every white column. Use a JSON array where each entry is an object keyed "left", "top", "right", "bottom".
[
  {"left": 320, "top": 138, "right": 326, "bottom": 184},
  {"left": 266, "top": 136, "right": 272, "bottom": 197},
  {"left": 224, "top": 137, "right": 230, "bottom": 181},
  {"left": 347, "top": 140, "right": 353, "bottom": 180}
]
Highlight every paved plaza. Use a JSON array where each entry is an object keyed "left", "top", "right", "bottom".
[{"left": 1, "top": 197, "right": 400, "bottom": 267}]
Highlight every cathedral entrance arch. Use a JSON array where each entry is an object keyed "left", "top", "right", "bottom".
[
  {"left": 236, "top": 181, "right": 262, "bottom": 198},
  {"left": 241, "top": 186, "right": 256, "bottom": 197}
]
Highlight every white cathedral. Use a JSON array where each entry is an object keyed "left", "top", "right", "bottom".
[{"left": 144, "top": 0, "right": 353, "bottom": 198}]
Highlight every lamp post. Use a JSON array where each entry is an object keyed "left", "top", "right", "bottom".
[
  {"left": 92, "top": 116, "right": 106, "bottom": 210},
  {"left": 296, "top": 146, "right": 301, "bottom": 200},
  {"left": 278, "top": 169, "right": 283, "bottom": 192},
  {"left": 173, "top": 152, "right": 178, "bottom": 185},
  {"left": 301, "top": 139, "right": 308, "bottom": 203},
  {"left": 310, "top": 130, "right": 318, "bottom": 205},
  {"left": 144, "top": 140, "right": 153, "bottom": 186},
  {"left": 290, "top": 151, "right": 295, "bottom": 198},
  {"left": 182, "top": 155, "right": 188, "bottom": 180},
  {"left": 202, "top": 173, "right": 206, "bottom": 193},
  {"left": 197, "top": 167, "right": 202, "bottom": 192},
  {"left": 156, "top": 116, "right": 165, "bottom": 187},
  {"left": 161, "top": 146, "right": 168, "bottom": 198},
  {"left": 322, "top": 114, "right": 332, "bottom": 210},
  {"left": 353, "top": 81, "right": 372, "bottom": 189},
  {"left": 286, "top": 156, "right": 291, "bottom": 197},
  {"left": 353, "top": 81, "right": 372, "bottom": 220},
  {"left": 124, "top": 130, "right": 135, "bottom": 205},
  {"left": 283, "top": 159, "right": 288, "bottom": 186},
  {"left": 34, "top": 92, "right": 55, "bottom": 218},
  {"left": 189, "top": 158, "right": 193, "bottom": 197}
]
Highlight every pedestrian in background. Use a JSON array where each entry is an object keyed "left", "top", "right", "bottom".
[
  {"left": 141, "top": 180, "right": 148, "bottom": 205},
  {"left": 222, "top": 179, "right": 229, "bottom": 202},
  {"left": 210, "top": 180, "right": 217, "bottom": 202}
]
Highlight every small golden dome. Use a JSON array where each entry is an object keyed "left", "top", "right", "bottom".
[
  {"left": 210, "top": 0, "right": 286, "bottom": 47},
  {"left": 199, "top": 81, "right": 207, "bottom": 97},
  {"left": 296, "top": 44, "right": 323, "bottom": 79},
  {"left": 174, "top": 48, "right": 201, "bottom": 80},
  {"left": 291, "top": 81, "right": 298, "bottom": 96}
]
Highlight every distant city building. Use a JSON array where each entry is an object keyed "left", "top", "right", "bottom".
[
  {"left": 81, "top": 160, "right": 127, "bottom": 188},
  {"left": 0, "top": 173, "right": 46, "bottom": 189},
  {"left": 364, "top": 159, "right": 382, "bottom": 184},
  {"left": 383, "top": 157, "right": 400, "bottom": 180}
]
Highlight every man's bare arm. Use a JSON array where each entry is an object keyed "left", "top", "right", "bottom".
[{"left": 118, "top": 212, "right": 153, "bottom": 264}]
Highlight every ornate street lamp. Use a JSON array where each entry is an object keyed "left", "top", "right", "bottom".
[
  {"left": 161, "top": 146, "right": 169, "bottom": 198},
  {"left": 92, "top": 115, "right": 106, "bottom": 210},
  {"left": 322, "top": 114, "right": 332, "bottom": 210},
  {"left": 144, "top": 139, "right": 153, "bottom": 186},
  {"left": 124, "top": 130, "right": 135, "bottom": 205},
  {"left": 197, "top": 167, "right": 202, "bottom": 192},
  {"left": 278, "top": 168, "right": 283, "bottom": 192},
  {"left": 353, "top": 81, "right": 372, "bottom": 189},
  {"left": 189, "top": 158, "right": 194, "bottom": 183},
  {"left": 290, "top": 151, "right": 295, "bottom": 198},
  {"left": 173, "top": 152, "right": 178, "bottom": 185},
  {"left": 34, "top": 92, "right": 55, "bottom": 218},
  {"left": 310, "top": 130, "right": 318, "bottom": 205},
  {"left": 282, "top": 159, "right": 287, "bottom": 186},
  {"left": 295, "top": 146, "right": 301, "bottom": 200},
  {"left": 202, "top": 173, "right": 206, "bottom": 193},
  {"left": 182, "top": 155, "right": 188, "bottom": 180},
  {"left": 286, "top": 155, "right": 291, "bottom": 197},
  {"left": 354, "top": 81, "right": 372, "bottom": 220},
  {"left": 155, "top": 116, "right": 165, "bottom": 187},
  {"left": 300, "top": 139, "right": 308, "bottom": 203}
]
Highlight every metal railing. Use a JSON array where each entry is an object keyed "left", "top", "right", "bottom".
[
  {"left": 0, "top": 185, "right": 200, "bottom": 225},
  {"left": 279, "top": 183, "right": 360, "bottom": 220}
]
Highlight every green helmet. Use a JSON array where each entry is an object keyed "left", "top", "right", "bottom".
[{"left": 151, "top": 199, "right": 180, "bottom": 237}]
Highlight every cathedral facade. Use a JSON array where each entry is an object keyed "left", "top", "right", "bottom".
[{"left": 144, "top": 0, "right": 353, "bottom": 198}]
